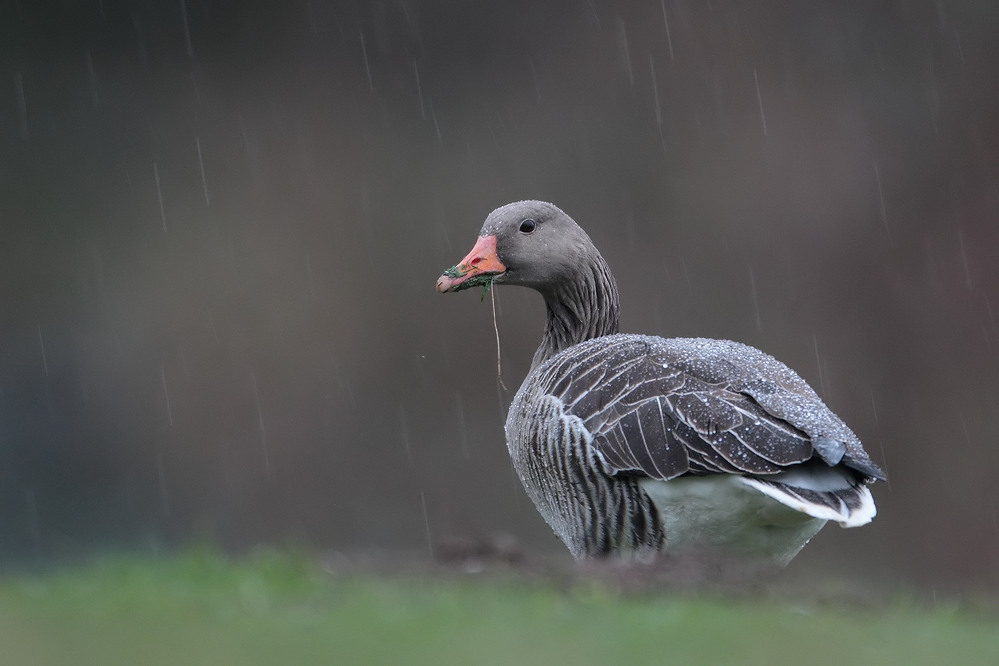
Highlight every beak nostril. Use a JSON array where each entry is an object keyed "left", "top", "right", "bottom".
[{"left": 470, "top": 257, "right": 482, "bottom": 265}]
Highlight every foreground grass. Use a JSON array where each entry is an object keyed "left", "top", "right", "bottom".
[{"left": 0, "top": 551, "right": 996, "bottom": 666}]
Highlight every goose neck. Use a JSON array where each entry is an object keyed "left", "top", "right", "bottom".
[{"left": 532, "top": 256, "right": 620, "bottom": 370}]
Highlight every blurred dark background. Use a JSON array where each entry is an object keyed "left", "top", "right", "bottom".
[{"left": 1, "top": 0, "right": 997, "bottom": 591}]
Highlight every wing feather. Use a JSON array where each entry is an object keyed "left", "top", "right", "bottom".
[{"left": 534, "top": 334, "right": 884, "bottom": 483}]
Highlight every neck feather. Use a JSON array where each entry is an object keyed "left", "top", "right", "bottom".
[{"left": 531, "top": 253, "right": 620, "bottom": 371}]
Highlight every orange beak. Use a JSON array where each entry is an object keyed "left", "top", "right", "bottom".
[{"left": 436, "top": 234, "right": 507, "bottom": 293}]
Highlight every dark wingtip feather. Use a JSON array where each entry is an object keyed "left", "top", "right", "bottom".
[{"left": 842, "top": 454, "right": 887, "bottom": 482}]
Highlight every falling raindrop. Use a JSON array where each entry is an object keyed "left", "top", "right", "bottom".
[
  {"left": 661, "top": 0, "right": 675, "bottom": 62},
  {"left": 680, "top": 257, "right": 694, "bottom": 297},
  {"left": 153, "top": 162, "right": 167, "bottom": 232},
  {"left": 873, "top": 162, "right": 892, "bottom": 246},
  {"left": 650, "top": 56, "right": 666, "bottom": 157},
  {"left": 429, "top": 100, "right": 443, "bottom": 145},
  {"left": 958, "top": 414, "right": 973, "bottom": 453},
  {"left": 529, "top": 59, "right": 541, "bottom": 104},
  {"left": 195, "top": 137, "right": 210, "bottom": 206},
  {"left": 37, "top": 324, "right": 49, "bottom": 376},
  {"left": 413, "top": 59, "right": 426, "bottom": 119},
  {"left": 812, "top": 333, "right": 828, "bottom": 398},
  {"left": 360, "top": 30, "right": 373, "bottom": 91},
  {"left": 753, "top": 68, "right": 768, "bottom": 136},
  {"left": 957, "top": 230, "right": 973, "bottom": 290},
  {"left": 160, "top": 365, "right": 174, "bottom": 426},
  {"left": 180, "top": 0, "right": 193, "bottom": 58},
  {"left": 251, "top": 371, "right": 271, "bottom": 477},
  {"left": 341, "top": 376, "right": 356, "bottom": 407},
  {"left": 616, "top": 18, "right": 634, "bottom": 85},
  {"left": 419, "top": 491, "right": 434, "bottom": 557},
  {"left": 984, "top": 296, "right": 996, "bottom": 337}
]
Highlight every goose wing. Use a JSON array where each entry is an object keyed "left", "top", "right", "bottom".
[{"left": 536, "top": 334, "right": 886, "bottom": 482}]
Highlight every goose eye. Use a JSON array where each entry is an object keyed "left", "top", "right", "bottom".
[{"left": 519, "top": 218, "right": 536, "bottom": 233}]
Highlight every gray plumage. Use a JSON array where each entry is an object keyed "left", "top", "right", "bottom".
[{"left": 437, "top": 201, "right": 885, "bottom": 565}]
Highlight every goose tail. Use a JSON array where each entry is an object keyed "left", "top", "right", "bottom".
[{"left": 740, "top": 466, "right": 877, "bottom": 528}]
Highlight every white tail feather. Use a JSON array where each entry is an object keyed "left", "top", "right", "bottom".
[{"left": 740, "top": 473, "right": 877, "bottom": 528}]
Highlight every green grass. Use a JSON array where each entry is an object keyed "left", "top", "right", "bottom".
[{"left": 0, "top": 550, "right": 996, "bottom": 665}]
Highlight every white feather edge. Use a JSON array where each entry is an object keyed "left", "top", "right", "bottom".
[{"left": 738, "top": 475, "right": 877, "bottom": 528}]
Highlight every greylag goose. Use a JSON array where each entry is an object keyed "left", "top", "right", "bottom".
[{"left": 436, "top": 201, "right": 885, "bottom": 565}]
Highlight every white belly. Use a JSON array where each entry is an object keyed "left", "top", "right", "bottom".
[{"left": 639, "top": 475, "right": 827, "bottom": 566}]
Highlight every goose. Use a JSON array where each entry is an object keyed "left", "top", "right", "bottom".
[{"left": 436, "top": 201, "right": 885, "bottom": 566}]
